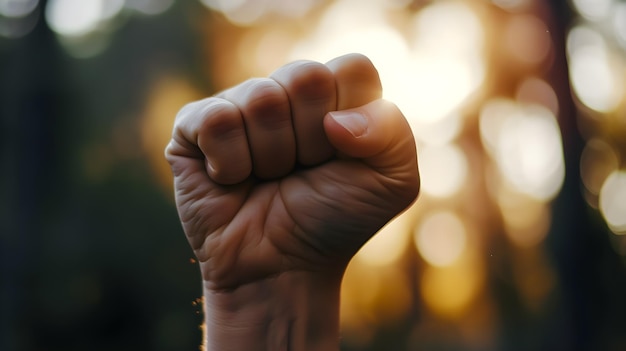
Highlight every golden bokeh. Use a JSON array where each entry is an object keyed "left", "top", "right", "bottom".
[
  {"left": 39, "top": 0, "right": 620, "bottom": 347},
  {"left": 6, "top": 0, "right": 626, "bottom": 349}
]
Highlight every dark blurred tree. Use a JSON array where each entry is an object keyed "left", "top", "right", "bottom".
[{"left": 1, "top": 1, "right": 211, "bottom": 350}]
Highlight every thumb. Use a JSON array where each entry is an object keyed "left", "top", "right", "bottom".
[{"left": 324, "top": 99, "right": 420, "bottom": 188}]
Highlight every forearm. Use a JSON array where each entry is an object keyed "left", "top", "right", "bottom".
[{"left": 202, "top": 270, "right": 344, "bottom": 351}]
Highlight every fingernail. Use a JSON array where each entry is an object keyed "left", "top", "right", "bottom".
[{"left": 329, "top": 111, "right": 368, "bottom": 138}]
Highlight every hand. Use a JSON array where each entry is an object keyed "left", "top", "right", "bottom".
[{"left": 165, "top": 53, "right": 419, "bottom": 350}]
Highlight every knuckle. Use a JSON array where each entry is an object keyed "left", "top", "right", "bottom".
[
  {"left": 245, "top": 78, "right": 286, "bottom": 103},
  {"left": 197, "top": 99, "right": 241, "bottom": 139},
  {"left": 174, "top": 99, "right": 201, "bottom": 123},
  {"left": 284, "top": 62, "right": 335, "bottom": 99},
  {"left": 243, "top": 79, "right": 291, "bottom": 126}
]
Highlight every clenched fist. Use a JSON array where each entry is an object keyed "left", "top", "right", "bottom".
[{"left": 165, "top": 53, "right": 419, "bottom": 351}]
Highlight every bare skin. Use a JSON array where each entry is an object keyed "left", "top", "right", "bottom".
[{"left": 165, "top": 53, "right": 420, "bottom": 351}]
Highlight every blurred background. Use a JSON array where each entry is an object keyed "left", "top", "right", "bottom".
[{"left": 1, "top": 0, "right": 626, "bottom": 350}]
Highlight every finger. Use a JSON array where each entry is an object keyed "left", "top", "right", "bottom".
[
  {"left": 325, "top": 53, "right": 382, "bottom": 110},
  {"left": 270, "top": 60, "right": 336, "bottom": 166},
  {"left": 166, "top": 97, "right": 252, "bottom": 185},
  {"left": 218, "top": 78, "right": 295, "bottom": 179},
  {"left": 324, "top": 99, "right": 420, "bottom": 200}
]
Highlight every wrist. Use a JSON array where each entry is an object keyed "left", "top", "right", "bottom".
[{"left": 202, "top": 269, "right": 344, "bottom": 351}]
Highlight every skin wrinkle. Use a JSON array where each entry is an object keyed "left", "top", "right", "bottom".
[
  {"left": 208, "top": 277, "right": 298, "bottom": 350},
  {"left": 179, "top": 203, "right": 208, "bottom": 238},
  {"left": 301, "top": 182, "right": 364, "bottom": 258},
  {"left": 215, "top": 217, "right": 249, "bottom": 288},
  {"left": 352, "top": 119, "right": 419, "bottom": 204},
  {"left": 187, "top": 183, "right": 253, "bottom": 248},
  {"left": 277, "top": 190, "right": 342, "bottom": 272},
  {"left": 358, "top": 164, "right": 416, "bottom": 207},
  {"left": 168, "top": 134, "right": 203, "bottom": 159},
  {"left": 205, "top": 186, "right": 283, "bottom": 290},
  {"left": 262, "top": 189, "right": 307, "bottom": 269},
  {"left": 194, "top": 220, "right": 226, "bottom": 260},
  {"left": 178, "top": 183, "right": 222, "bottom": 229},
  {"left": 266, "top": 294, "right": 289, "bottom": 351},
  {"left": 287, "top": 317, "right": 294, "bottom": 351},
  {"left": 166, "top": 157, "right": 205, "bottom": 201},
  {"left": 315, "top": 174, "right": 399, "bottom": 250},
  {"left": 276, "top": 181, "right": 337, "bottom": 266}
]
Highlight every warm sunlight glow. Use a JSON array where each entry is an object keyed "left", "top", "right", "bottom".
[
  {"left": 420, "top": 253, "right": 483, "bottom": 319},
  {"left": 401, "top": 1, "right": 484, "bottom": 124},
  {"left": 498, "top": 189, "right": 551, "bottom": 248},
  {"left": 391, "top": 55, "right": 481, "bottom": 125},
  {"left": 141, "top": 75, "right": 202, "bottom": 193},
  {"left": 481, "top": 100, "right": 565, "bottom": 201},
  {"left": 415, "top": 211, "right": 467, "bottom": 267},
  {"left": 516, "top": 77, "right": 559, "bottom": 116},
  {"left": 290, "top": 0, "right": 484, "bottom": 126},
  {"left": 357, "top": 215, "right": 410, "bottom": 267},
  {"left": 567, "top": 25, "right": 624, "bottom": 113},
  {"left": 614, "top": 3, "right": 626, "bottom": 49},
  {"left": 498, "top": 106, "right": 564, "bottom": 200},
  {"left": 341, "top": 261, "right": 412, "bottom": 337},
  {"left": 479, "top": 98, "right": 518, "bottom": 156},
  {"left": 503, "top": 15, "right": 551, "bottom": 65},
  {"left": 411, "top": 113, "right": 463, "bottom": 146},
  {"left": 248, "top": 29, "right": 297, "bottom": 76},
  {"left": 418, "top": 144, "right": 469, "bottom": 198}
]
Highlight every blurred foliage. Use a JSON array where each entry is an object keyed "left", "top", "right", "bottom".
[{"left": 1, "top": 2, "right": 209, "bottom": 350}]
